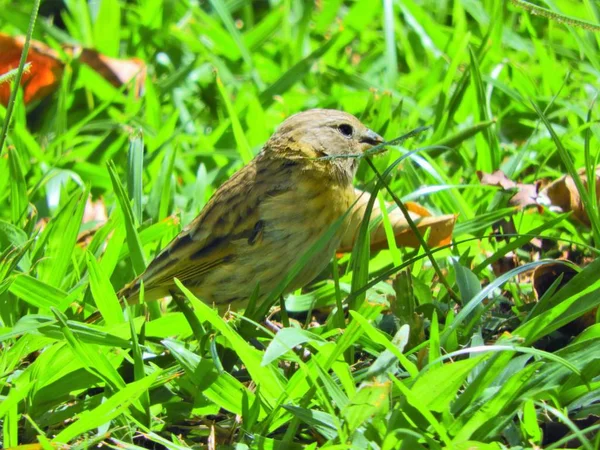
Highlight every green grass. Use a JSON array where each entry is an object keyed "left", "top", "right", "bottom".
[{"left": 1, "top": 0, "right": 600, "bottom": 448}]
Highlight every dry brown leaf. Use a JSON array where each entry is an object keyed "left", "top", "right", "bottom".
[
  {"left": 477, "top": 170, "right": 540, "bottom": 209},
  {"left": 74, "top": 47, "right": 146, "bottom": 97},
  {"left": 337, "top": 189, "right": 456, "bottom": 253},
  {"left": 478, "top": 170, "right": 517, "bottom": 190},
  {"left": 539, "top": 166, "right": 600, "bottom": 226}
]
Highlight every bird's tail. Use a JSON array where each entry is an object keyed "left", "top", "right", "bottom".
[
  {"left": 117, "top": 278, "right": 141, "bottom": 305},
  {"left": 86, "top": 277, "right": 166, "bottom": 323}
]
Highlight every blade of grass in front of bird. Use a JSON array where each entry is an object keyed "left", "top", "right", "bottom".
[
  {"left": 255, "top": 203, "right": 356, "bottom": 319},
  {"left": 108, "top": 161, "right": 162, "bottom": 320},
  {"left": 317, "top": 126, "right": 432, "bottom": 161},
  {"left": 170, "top": 291, "right": 205, "bottom": 343}
]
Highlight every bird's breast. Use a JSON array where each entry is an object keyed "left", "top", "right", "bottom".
[
  {"left": 261, "top": 175, "right": 355, "bottom": 237},
  {"left": 251, "top": 174, "right": 355, "bottom": 286}
]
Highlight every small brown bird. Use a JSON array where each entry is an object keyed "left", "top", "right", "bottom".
[{"left": 118, "top": 109, "right": 383, "bottom": 311}]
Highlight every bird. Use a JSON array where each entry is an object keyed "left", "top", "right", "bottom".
[{"left": 116, "top": 109, "right": 384, "bottom": 313}]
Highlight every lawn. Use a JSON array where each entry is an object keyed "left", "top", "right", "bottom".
[{"left": 1, "top": 0, "right": 600, "bottom": 448}]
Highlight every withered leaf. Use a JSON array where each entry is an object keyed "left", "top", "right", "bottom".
[
  {"left": 539, "top": 166, "right": 600, "bottom": 226},
  {"left": 477, "top": 170, "right": 540, "bottom": 209},
  {"left": 337, "top": 189, "right": 456, "bottom": 253}
]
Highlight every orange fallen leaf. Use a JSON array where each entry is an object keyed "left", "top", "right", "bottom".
[
  {"left": 337, "top": 189, "right": 456, "bottom": 253},
  {"left": 0, "top": 33, "right": 63, "bottom": 105},
  {"left": 0, "top": 32, "right": 146, "bottom": 106}
]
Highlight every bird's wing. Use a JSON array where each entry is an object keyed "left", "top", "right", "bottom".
[
  {"left": 140, "top": 161, "right": 263, "bottom": 290},
  {"left": 122, "top": 154, "right": 294, "bottom": 299}
]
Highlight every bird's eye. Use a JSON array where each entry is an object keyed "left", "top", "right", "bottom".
[{"left": 338, "top": 124, "right": 354, "bottom": 137}]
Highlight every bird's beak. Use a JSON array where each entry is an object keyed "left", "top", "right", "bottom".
[{"left": 360, "top": 129, "right": 385, "bottom": 146}]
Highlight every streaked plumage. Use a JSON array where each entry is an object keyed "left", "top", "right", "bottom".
[{"left": 118, "top": 109, "right": 383, "bottom": 310}]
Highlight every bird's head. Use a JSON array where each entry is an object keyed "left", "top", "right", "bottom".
[{"left": 267, "top": 109, "right": 384, "bottom": 180}]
